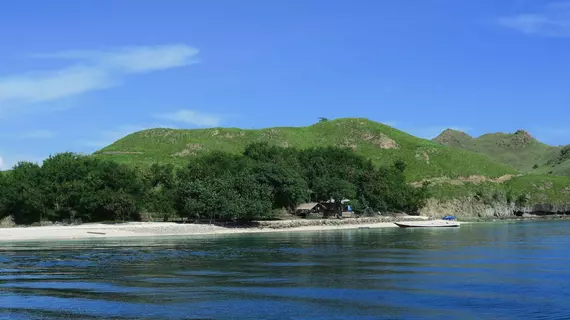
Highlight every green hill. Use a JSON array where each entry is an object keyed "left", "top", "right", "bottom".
[
  {"left": 433, "top": 128, "right": 570, "bottom": 174},
  {"left": 95, "top": 118, "right": 515, "bottom": 181}
]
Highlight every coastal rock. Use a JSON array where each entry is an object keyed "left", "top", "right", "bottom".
[
  {"left": 516, "top": 203, "right": 570, "bottom": 215},
  {"left": 0, "top": 215, "right": 16, "bottom": 228},
  {"left": 255, "top": 216, "right": 427, "bottom": 229},
  {"left": 420, "top": 198, "right": 515, "bottom": 218},
  {"left": 522, "top": 213, "right": 537, "bottom": 218},
  {"left": 421, "top": 198, "right": 570, "bottom": 218}
]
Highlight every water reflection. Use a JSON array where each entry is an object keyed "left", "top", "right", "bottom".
[{"left": 1, "top": 222, "right": 570, "bottom": 319}]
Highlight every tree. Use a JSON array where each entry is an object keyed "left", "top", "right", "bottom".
[
  {"left": 141, "top": 163, "right": 177, "bottom": 221},
  {"left": 394, "top": 159, "right": 407, "bottom": 173},
  {"left": 0, "top": 172, "right": 9, "bottom": 220},
  {"left": 176, "top": 173, "right": 273, "bottom": 222},
  {"left": 253, "top": 163, "right": 309, "bottom": 211},
  {"left": 3, "top": 162, "right": 45, "bottom": 224},
  {"left": 41, "top": 153, "right": 91, "bottom": 221},
  {"left": 244, "top": 143, "right": 309, "bottom": 211},
  {"left": 0, "top": 145, "right": 430, "bottom": 225},
  {"left": 79, "top": 159, "right": 143, "bottom": 222}
]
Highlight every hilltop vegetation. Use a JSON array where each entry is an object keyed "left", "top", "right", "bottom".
[
  {"left": 0, "top": 144, "right": 429, "bottom": 225},
  {"left": 433, "top": 128, "right": 570, "bottom": 176},
  {"left": 434, "top": 129, "right": 559, "bottom": 172},
  {"left": 543, "top": 145, "right": 570, "bottom": 176},
  {"left": 96, "top": 118, "right": 515, "bottom": 181},
  {"left": 2, "top": 119, "right": 570, "bottom": 223},
  {"left": 428, "top": 174, "right": 570, "bottom": 205}
]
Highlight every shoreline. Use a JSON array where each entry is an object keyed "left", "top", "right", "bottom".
[
  {"left": 0, "top": 216, "right": 433, "bottom": 242},
  {"left": 2, "top": 215, "right": 568, "bottom": 242}
]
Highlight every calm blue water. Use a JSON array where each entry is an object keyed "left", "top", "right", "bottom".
[{"left": 1, "top": 221, "right": 569, "bottom": 319}]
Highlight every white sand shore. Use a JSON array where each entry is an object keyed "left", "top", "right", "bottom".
[{"left": 0, "top": 216, "right": 434, "bottom": 242}]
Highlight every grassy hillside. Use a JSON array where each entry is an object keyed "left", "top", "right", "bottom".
[
  {"left": 539, "top": 145, "right": 570, "bottom": 176},
  {"left": 429, "top": 174, "right": 570, "bottom": 205},
  {"left": 434, "top": 129, "right": 566, "bottom": 173},
  {"left": 95, "top": 118, "right": 515, "bottom": 181}
]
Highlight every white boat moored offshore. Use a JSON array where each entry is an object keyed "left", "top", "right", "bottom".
[{"left": 394, "top": 220, "right": 460, "bottom": 228}]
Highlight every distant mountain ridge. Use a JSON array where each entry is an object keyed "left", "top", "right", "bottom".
[
  {"left": 92, "top": 118, "right": 570, "bottom": 210},
  {"left": 95, "top": 118, "right": 515, "bottom": 181},
  {"left": 433, "top": 128, "right": 570, "bottom": 176}
]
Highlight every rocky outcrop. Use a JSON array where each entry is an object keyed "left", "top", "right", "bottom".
[
  {"left": 516, "top": 203, "right": 570, "bottom": 216},
  {"left": 420, "top": 198, "right": 570, "bottom": 218},
  {"left": 433, "top": 129, "right": 473, "bottom": 148},
  {"left": 0, "top": 215, "right": 16, "bottom": 228},
  {"left": 421, "top": 198, "right": 515, "bottom": 218}
]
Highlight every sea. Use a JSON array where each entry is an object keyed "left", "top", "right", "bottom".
[{"left": 1, "top": 220, "right": 569, "bottom": 319}]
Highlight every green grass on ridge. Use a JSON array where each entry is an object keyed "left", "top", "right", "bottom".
[
  {"left": 95, "top": 118, "right": 516, "bottom": 181},
  {"left": 433, "top": 129, "right": 570, "bottom": 176}
]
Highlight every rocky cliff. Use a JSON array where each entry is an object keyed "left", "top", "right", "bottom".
[{"left": 421, "top": 198, "right": 570, "bottom": 218}]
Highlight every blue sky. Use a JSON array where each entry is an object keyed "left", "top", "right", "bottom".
[{"left": 1, "top": 0, "right": 570, "bottom": 169}]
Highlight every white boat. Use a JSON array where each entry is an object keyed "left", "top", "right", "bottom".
[{"left": 394, "top": 220, "right": 460, "bottom": 228}]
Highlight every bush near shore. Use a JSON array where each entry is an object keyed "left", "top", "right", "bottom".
[{"left": 0, "top": 143, "right": 429, "bottom": 225}]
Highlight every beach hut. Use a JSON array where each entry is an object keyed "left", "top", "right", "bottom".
[{"left": 295, "top": 202, "right": 326, "bottom": 217}]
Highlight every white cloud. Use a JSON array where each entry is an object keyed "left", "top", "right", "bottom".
[
  {"left": 0, "top": 154, "right": 45, "bottom": 171},
  {"left": 153, "top": 109, "right": 222, "bottom": 127},
  {"left": 83, "top": 109, "right": 222, "bottom": 150},
  {"left": 19, "top": 130, "right": 56, "bottom": 139},
  {"left": 498, "top": 2, "right": 570, "bottom": 37},
  {"left": 0, "top": 66, "right": 113, "bottom": 104},
  {"left": 82, "top": 124, "right": 152, "bottom": 149},
  {"left": 82, "top": 123, "right": 177, "bottom": 149},
  {"left": 37, "top": 44, "right": 199, "bottom": 74},
  {"left": 0, "top": 44, "right": 198, "bottom": 106}
]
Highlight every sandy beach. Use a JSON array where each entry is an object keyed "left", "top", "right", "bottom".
[{"left": 0, "top": 216, "right": 433, "bottom": 242}]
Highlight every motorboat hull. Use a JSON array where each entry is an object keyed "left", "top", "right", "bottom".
[{"left": 394, "top": 221, "right": 460, "bottom": 228}]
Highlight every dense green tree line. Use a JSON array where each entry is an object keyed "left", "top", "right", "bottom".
[{"left": 0, "top": 144, "right": 429, "bottom": 225}]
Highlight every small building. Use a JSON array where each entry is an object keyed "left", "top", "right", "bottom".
[
  {"left": 323, "top": 198, "right": 353, "bottom": 217},
  {"left": 296, "top": 200, "right": 355, "bottom": 218},
  {"left": 295, "top": 202, "right": 326, "bottom": 217}
]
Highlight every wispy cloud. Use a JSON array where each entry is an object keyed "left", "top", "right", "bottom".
[
  {"left": 498, "top": 2, "right": 570, "bottom": 37},
  {"left": 0, "top": 67, "right": 113, "bottom": 105},
  {"left": 153, "top": 109, "right": 223, "bottom": 127},
  {"left": 36, "top": 45, "right": 198, "bottom": 74},
  {"left": 19, "top": 130, "right": 56, "bottom": 139},
  {"left": 0, "top": 44, "right": 198, "bottom": 106},
  {"left": 84, "top": 109, "right": 224, "bottom": 150},
  {"left": 0, "top": 129, "right": 55, "bottom": 140},
  {"left": 0, "top": 153, "right": 45, "bottom": 171},
  {"left": 82, "top": 124, "right": 153, "bottom": 149},
  {"left": 82, "top": 123, "right": 177, "bottom": 149}
]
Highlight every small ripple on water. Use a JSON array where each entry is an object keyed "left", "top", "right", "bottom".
[
  {"left": 262, "top": 262, "right": 321, "bottom": 267},
  {"left": 0, "top": 281, "right": 160, "bottom": 294},
  {"left": 1, "top": 221, "right": 570, "bottom": 319},
  {"left": 0, "top": 275, "right": 78, "bottom": 281}
]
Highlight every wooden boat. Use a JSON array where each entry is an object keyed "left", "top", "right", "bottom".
[{"left": 394, "top": 220, "right": 460, "bottom": 228}]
